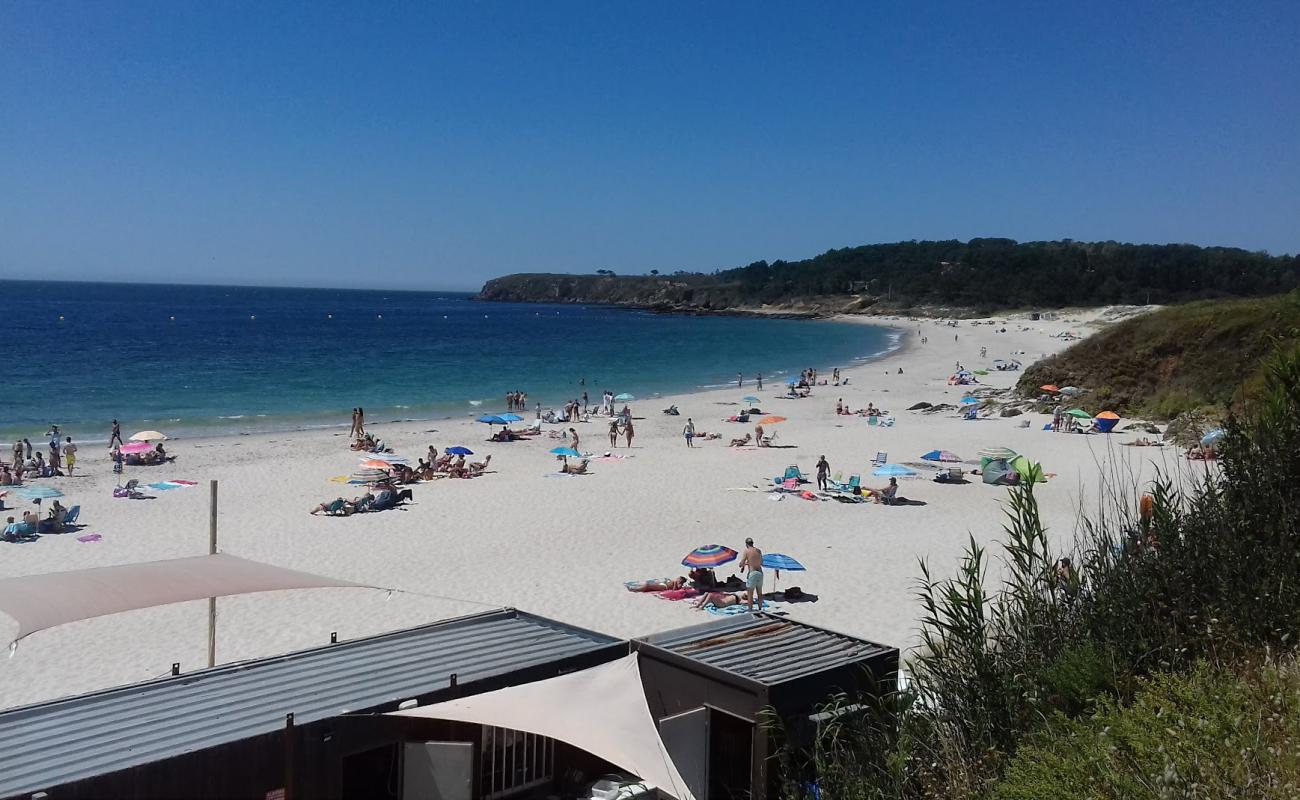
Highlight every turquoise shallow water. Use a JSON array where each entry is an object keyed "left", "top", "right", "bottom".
[{"left": 3, "top": 281, "right": 899, "bottom": 443}]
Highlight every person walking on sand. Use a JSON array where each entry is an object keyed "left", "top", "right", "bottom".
[
  {"left": 63, "top": 437, "right": 78, "bottom": 475},
  {"left": 609, "top": 419, "right": 620, "bottom": 448},
  {"left": 568, "top": 427, "right": 580, "bottom": 452},
  {"left": 109, "top": 420, "right": 122, "bottom": 448},
  {"left": 739, "top": 537, "right": 764, "bottom": 612},
  {"left": 624, "top": 418, "right": 635, "bottom": 448},
  {"left": 683, "top": 418, "right": 695, "bottom": 447},
  {"left": 816, "top": 455, "right": 830, "bottom": 490},
  {"left": 756, "top": 372, "right": 763, "bottom": 390},
  {"left": 23, "top": 439, "right": 32, "bottom": 461}
]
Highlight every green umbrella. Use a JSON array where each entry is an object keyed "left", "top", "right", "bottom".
[{"left": 1065, "top": 408, "right": 1092, "bottom": 419}]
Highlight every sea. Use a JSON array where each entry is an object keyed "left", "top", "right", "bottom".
[{"left": 4, "top": 280, "right": 900, "bottom": 443}]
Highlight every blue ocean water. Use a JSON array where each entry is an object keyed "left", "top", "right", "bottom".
[{"left": 3, "top": 281, "right": 899, "bottom": 442}]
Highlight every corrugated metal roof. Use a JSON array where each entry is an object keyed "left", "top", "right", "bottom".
[
  {"left": 0, "top": 608, "right": 620, "bottom": 798},
  {"left": 638, "top": 614, "right": 892, "bottom": 686}
]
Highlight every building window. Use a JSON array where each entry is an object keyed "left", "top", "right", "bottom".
[{"left": 481, "top": 727, "right": 555, "bottom": 799}]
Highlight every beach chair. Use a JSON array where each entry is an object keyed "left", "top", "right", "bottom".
[
  {"left": 832, "top": 474, "right": 861, "bottom": 493},
  {"left": 773, "top": 465, "right": 805, "bottom": 484},
  {"left": 872, "top": 451, "right": 887, "bottom": 467},
  {"left": 760, "top": 430, "right": 779, "bottom": 446},
  {"left": 963, "top": 406, "right": 978, "bottom": 420},
  {"left": 62, "top": 505, "right": 81, "bottom": 527}
]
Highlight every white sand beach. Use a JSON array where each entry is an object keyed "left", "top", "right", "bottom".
[{"left": 0, "top": 307, "right": 1204, "bottom": 709}]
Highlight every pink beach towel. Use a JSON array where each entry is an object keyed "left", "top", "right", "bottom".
[{"left": 656, "top": 588, "right": 701, "bottom": 601}]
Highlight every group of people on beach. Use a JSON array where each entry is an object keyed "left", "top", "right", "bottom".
[
  {"left": 5, "top": 430, "right": 79, "bottom": 481},
  {"left": 505, "top": 391, "right": 529, "bottom": 412}
]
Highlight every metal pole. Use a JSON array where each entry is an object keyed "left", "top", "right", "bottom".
[
  {"left": 284, "top": 712, "right": 297, "bottom": 800},
  {"left": 207, "top": 480, "right": 217, "bottom": 668}
]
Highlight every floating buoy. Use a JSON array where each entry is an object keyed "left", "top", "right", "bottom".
[
  {"left": 327, "top": 314, "right": 332, "bottom": 319},
  {"left": 377, "top": 314, "right": 383, "bottom": 319},
  {"left": 58, "top": 315, "right": 64, "bottom": 321},
  {"left": 250, "top": 315, "right": 256, "bottom": 320},
  {"left": 169, "top": 316, "right": 175, "bottom": 321}
]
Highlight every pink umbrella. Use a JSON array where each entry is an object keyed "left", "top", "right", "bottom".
[{"left": 119, "top": 441, "right": 154, "bottom": 454}]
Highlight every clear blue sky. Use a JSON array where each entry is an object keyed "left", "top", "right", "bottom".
[{"left": 2, "top": 1, "right": 1297, "bottom": 290}]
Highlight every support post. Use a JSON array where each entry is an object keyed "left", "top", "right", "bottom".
[
  {"left": 284, "top": 712, "right": 297, "bottom": 800},
  {"left": 207, "top": 480, "right": 218, "bottom": 668}
]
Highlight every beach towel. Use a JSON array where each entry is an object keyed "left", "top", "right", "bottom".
[
  {"left": 76, "top": 533, "right": 102, "bottom": 543},
  {"left": 656, "top": 588, "right": 701, "bottom": 601},
  {"left": 705, "top": 603, "right": 767, "bottom": 617}
]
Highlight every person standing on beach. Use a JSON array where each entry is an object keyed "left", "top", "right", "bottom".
[
  {"left": 11, "top": 440, "right": 21, "bottom": 467},
  {"left": 356, "top": 408, "right": 365, "bottom": 436},
  {"left": 109, "top": 420, "right": 122, "bottom": 448},
  {"left": 349, "top": 408, "right": 359, "bottom": 438},
  {"left": 23, "top": 439, "right": 32, "bottom": 460},
  {"left": 536, "top": 402, "right": 542, "bottom": 420},
  {"left": 63, "top": 437, "right": 78, "bottom": 475},
  {"left": 756, "top": 373, "right": 763, "bottom": 390},
  {"left": 609, "top": 419, "right": 620, "bottom": 448},
  {"left": 737, "top": 372, "right": 743, "bottom": 388},
  {"left": 816, "top": 455, "right": 830, "bottom": 490},
  {"left": 624, "top": 418, "right": 635, "bottom": 448},
  {"left": 582, "top": 391, "right": 589, "bottom": 413},
  {"left": 754, "top": 424, "right": 765, "bottom": 447},
  {"left": 739, "top": 537, "right": 764, "bottom": 612},
  {"left": 568, "top": 427, "right": 580, "bottom": 452},
  {"left": 683, "top": 418, "right": 695, "bottom": 447}
]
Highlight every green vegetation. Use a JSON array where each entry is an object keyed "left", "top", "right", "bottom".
[
  {"left": 477, "top": 239, "right": 1299, "bottom": 313},
  {"left": 1019, "top": 292, "right": 1300, "bottom": 419},
  {"left": 774, "top": 342, "right": 1300, "bottom": 799}
]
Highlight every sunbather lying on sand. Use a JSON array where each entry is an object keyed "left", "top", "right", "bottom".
[
  {"left": 730, "top": 434, "right": 752, "bottom": 447},
  {"left": 692, "top": 591, "right": 741, "bottom": 609},
  {"left": 310, "top": 497, "right": 355, "bottom": 516},
  {"left": 560, "top": 458, "right": 590, "bottom": 475},
  {"left": 626, "top": 577, "right": 687, "bottom": 592}
]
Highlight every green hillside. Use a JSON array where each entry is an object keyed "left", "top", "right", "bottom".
[{"left": 1019, "top": 292, "right": 1300, "bottom": 418}]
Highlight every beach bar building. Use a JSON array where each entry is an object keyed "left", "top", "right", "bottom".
[
  {"left": 0, "top": 610, "right": 896, "bottom": 800},
  {"left": 635, "top": 615, "right": 899, "bottom": 800}
]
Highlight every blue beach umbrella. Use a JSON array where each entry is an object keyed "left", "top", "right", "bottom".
[
  {"left": 550, "top": 447, "right": 582, "bottom": 458},
  {"left": 477, "top": 415, "right": 510, "bottom": 425},
  {"left": 445, "top": 446, "right": 474, "bottom": 456},
  {"left": 921, "top": 450, "right": 962, "bottom": 463},
  {"left": 499, "top": 413, "right": 523, "bottom": 422},
  {"left": 960, "top": 396, "right": 980, "bottom": 405},
  {"left": 872, "top": 463, "right": 917, "bottom": 478},
  {"left": 742, "top": 396, "right": 760, "bottom": 404},
  {"left": 762, "top": 552, "right": 806, "bottom": 589}
]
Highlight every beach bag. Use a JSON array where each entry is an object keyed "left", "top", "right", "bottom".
[{"left": 785, "top": 586, "right": 804, "bottom": 600}]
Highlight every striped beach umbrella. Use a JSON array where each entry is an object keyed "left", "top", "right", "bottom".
[
  {"left": 921, "top": 450, "right": 962, "bottom": 463},
  {"left": 681, "top": 544, "right": 738, "bottom": 569}
]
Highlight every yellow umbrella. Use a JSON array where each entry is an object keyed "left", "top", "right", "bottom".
[
  {"left": 129, "top": 430, "right": 168, "bottom": 442},
  {"left": 758, "top": 415, "right": 787, "bottom": 425}
]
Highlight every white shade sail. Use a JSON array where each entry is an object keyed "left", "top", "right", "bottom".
[
  {"left": 390, "top": 653, "right": 695, "bottom": 800},
  {"left": 0, "top": 554, "right": 370, "bottom": 641}
]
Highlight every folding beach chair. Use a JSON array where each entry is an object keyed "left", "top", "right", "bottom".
[{"left": 872, "top": 451, "right": 887, "bottom": 467}]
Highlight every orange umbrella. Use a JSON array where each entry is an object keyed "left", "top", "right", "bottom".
[
  {"left": 758, "top": 415, "right": 787, "bottom": 425},
  {"left": 1096, "top": 411, "right": 1120, "bottom": 420},
  {"left": 359, "top": 459, "right": 393, "bottom": 469},
  {"left": 1039, "top": 384, "right": 1061, "bottom": 392}
]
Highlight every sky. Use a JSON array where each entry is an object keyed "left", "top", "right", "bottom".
[{"left": 1, "top": 1, "right": 1297, "bottom": 291}]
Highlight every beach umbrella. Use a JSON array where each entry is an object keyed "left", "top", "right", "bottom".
[
  {"left": 499, "top": 413, "right": 523, "bottom": 422},
  {"left": 1201, "top": 428, "right": 1225, "bottom": 447},
  {"left": 1039, "top": 385, "right": 1060, "bottom": 393},
  {"left": 785, "top": 376, "right": 800, "bottom": 385},
  {"left": 119, "top": 441, "right": 154, "bottom": 454},
  {"left": 13, "top": 485, "right": 63, "bottom": 500},
  {"left": 614, "top": 393, "right": 635, "bottom": 402},
  {"left": 758, "top": 415, "right": 787, "bottom": 425},
  {"left": 681, "top": 544, "right": 738, "bottom": 569},
  {"left": 921, "top": 450, "right": 962, "bottom": 463},
  {"left": 549, "top": 447, "right": 582, "bottom": 458},
  {"left": 363, "top": 452, "right": 407, "bottom": 463},
  {"left": 762, "top": 553, "right": 806, "bottom": 590},
  {"left": 359, "top": 459, "right": 394, "bottom": 469},
  {"left": 1096, "top": 411, "right": 1120, "bottom": 420},
  {"left": 445, "top": 446, "right": 474, "bottom": 456},
  {"left": 872, "top": 463, "right": 917, "bottom": 478},
  {"left": 477, "top": 415, "right": 511, "bottom": 426},
  {"left": 129, "top": 430, "right": 168, "bottom": 442},
  {"left": 742, "top": 396, "right": 760, "bottom": 404},
  {"left": 1065, "top": 408, "right": 1092, "bottom": 419},
  {"left": 978, "top": 446, "right": 1018, "bottom": 460},
  {"left": 1059, "top": 386, "right": 1082, "bottom": 396},
  {"left": 348, "top": 467, "right": 389, "bottom": 484},
  {"left": 959, "top": 396, "right": 980, "bottom": 405}
]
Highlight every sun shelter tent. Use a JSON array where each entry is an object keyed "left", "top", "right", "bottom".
[
  {"left": 390, "top": 653, "right": 695, "bottom": 800},
  {"left": 1093, "top": 411, "right": 1121, "bottom": 433},
  {"left": 982, "top": 458, "right": 1015, "bottom": 485},
  {"left": 0, "top": 553, "right": 373, "bottom": 644},
  {"left": 1011, "top": 455, "right": 1046, "bottom": 483}
]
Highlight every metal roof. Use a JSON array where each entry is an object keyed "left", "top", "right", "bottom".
[
  {"left": 638, "top": 614, "right": 892, "bottom": 686},
  {"left": 0, "top": 608, "right": 620, "bottom": 798}
]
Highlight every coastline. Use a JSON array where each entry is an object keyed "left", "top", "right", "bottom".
[{"left": 0, "top": 305, "right": 1187, "bottom": 710}]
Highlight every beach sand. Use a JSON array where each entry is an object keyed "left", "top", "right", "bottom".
[{"left": 0, "top": 306, "right": 1203, "bottom": 708}]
